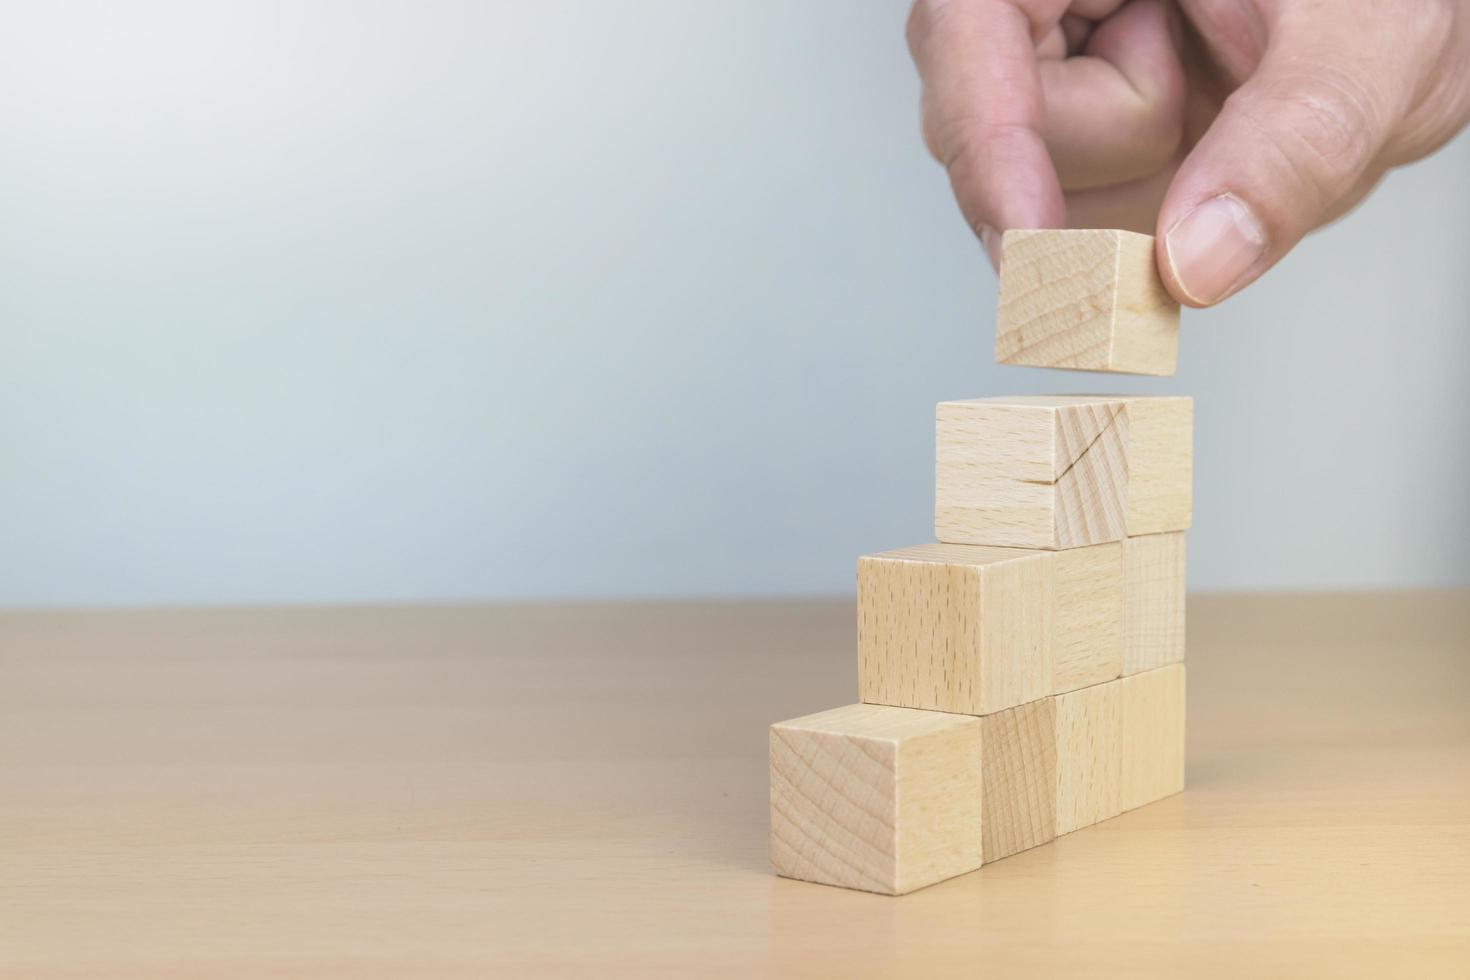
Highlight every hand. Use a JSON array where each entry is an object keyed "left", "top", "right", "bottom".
[{"left": 907, "top": 0, "right": 1470, "bottom": 305}]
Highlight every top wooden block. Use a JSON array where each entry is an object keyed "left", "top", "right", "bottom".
[
  {"left": 995, "top": 229, "right": 1180, "bottom": 376},
  {"left": 936, "top": 395, "right": 1192, "bottom": 550}
]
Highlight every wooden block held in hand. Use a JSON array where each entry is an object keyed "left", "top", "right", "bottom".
[
  {"left": 770, "top": 703, "right": 983, "bottom": 895},
  {"left": 1124, "top": 532, "right": 1187, "bottom": 675},
  {"left": 858, "top": 544, "right": 1053, "bottom": 716},
  {"left": 995, "top": 229, "right": 1180, "bottom": 376},
  {"left": 1052, "top": 543, "right": 1124, "bottom": 694},
  {"left": 981, "top": 698, "right": 1057, "bottom": 862},
  {"left": 936, "top": 395, "right": 1192, "bottom": 550},
  {"left": 1055, "top": 681, "right": 1123, "bottom": 835},
  {"left": 1120, "top": 664, "right": 1186, "bottom": 811}
]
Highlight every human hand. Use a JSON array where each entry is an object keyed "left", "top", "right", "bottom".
[{"left": 907, "top": 0, "right": 1470, "bottom": 305}]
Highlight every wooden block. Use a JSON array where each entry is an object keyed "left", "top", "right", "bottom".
[
  {"left": 1124, "top": 532, "right": 1187, "bottom": 675},
  {"left": 1123, "top": 397, "right": 1194, "bottom": 535},
  {"left": 994, "top": 229, "right": 1179, "bottom": 376},
  {"left": 981, "top": 698, "right": 1057, "bottom": 862},
  {"left": 770, "top": 703, "right": 983, "bottom": 895},
  {"left": 1054, "top": 681, "right": 1122, "bottom": 835},
  {"left": 1052, "top": 543, "right": 1124, "bottom": 694},
  {"left": 1120, "top": 664, "right": 1186, "bottom": 811},
  {"left": 858, "top": 544, "right": 1053, "bottom": 716},
  {"left": 935, "top": 395, "right": 1191, "bottom": 550},
  {"left": 858, "top": 541, "right": 1132, "bottom": 710}
]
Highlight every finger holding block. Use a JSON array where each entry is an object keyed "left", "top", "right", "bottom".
[
  {"left": 995, "top": 229, "right": 1180, "bottom": 376},
  {"left": 770, "top": 704, "right": 983, "bottom": 895}
]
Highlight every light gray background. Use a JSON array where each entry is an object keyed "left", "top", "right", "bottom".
[{"left": 3, "top": 1, "right": 1468, "bottom": 608}]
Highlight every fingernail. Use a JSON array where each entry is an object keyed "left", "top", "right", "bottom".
[
  {"left": 978, "top": 225, "right": 1002, "bottom": 273},
  {"left": 1163, "top": 194, "right": 1268, "bottom": 305}
]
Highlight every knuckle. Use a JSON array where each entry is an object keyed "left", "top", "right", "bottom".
[
  {"left": 1246, "top": 69, "right": 1382, "bottom": 188},
  {"left": 906, "top": 0, "right": 954, "bottom": 57}
]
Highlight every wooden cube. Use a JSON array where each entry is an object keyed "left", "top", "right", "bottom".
[
  {"left": 1120, "top": 664, "right": 1186, "bottom": 811},
  {"left": 858, "top": 544, "right": 1053, "bottom": 716},
  {"left": 770, "top": 703, "right": 983, "bottom": 895},
  {"left": 859, "top": 541, "right": 1130, "bottom": 712},
  {"left": 1054, "top": 681, "right": 1123, "bottom": 835},
  {"left": 981, "top": 698, "right": 1057, "bottom": 862},
  {"left": 1052, "top": 543, "right": 1124, "bottom": 694},
  {"left": 935, "top": 395, "right": 1192, "bottom": 550},
  {"left": 1124, "top": 532, "right": 1187, "bottom": 675},
  {"left": 995, "top": 229, "right": 1179, "bottom": 376}
]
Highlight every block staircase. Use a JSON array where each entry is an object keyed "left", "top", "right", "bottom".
[{"left": 769, "top": 230, "right": 1190, "bottom": 895}]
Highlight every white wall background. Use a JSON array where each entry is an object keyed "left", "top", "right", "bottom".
[{"left": 2, "top": 1, "right": 1468, "bottom": 608}]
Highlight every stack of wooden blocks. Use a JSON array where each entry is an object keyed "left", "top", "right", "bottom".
[{"left": 770, "top": 230, "right": 1192, "bottom": 895}]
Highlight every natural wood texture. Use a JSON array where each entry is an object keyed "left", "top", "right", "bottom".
[
  {"left": 1054, "top": 681, "right": 1123, "bottom": 835},
  {"left": 1121, "top": 397, "right": 1194, "bottom": 535},
  {"left": 857, "top": 544, "right": 1052, "bottom": 716},
  {"left": 1120, "top": 664, "right": 1187, "bottom": 811},
  {"left": 981, "top": 698, "right": 1057, "bottom": 862},
  {"left": 1052, "top": 543, "right": 1124, "bottom": 694},
  {"left": 995, "top": 229, "right": 1180, "bottom": 376},
  {"left": 770, "top": 703, "right": 983, "bottom": 895},
  {"left": 1124, "top": 532, "right": 1187, "bottom": 674},
  {"left": 2, "top": 594, "right": 1468, "bottom": 977},
  {"left": 935, "top": 395, "right": 1191, "bottom": 550}
]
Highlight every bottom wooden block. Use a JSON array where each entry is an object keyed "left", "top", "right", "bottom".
[
  {"left": 1120, "top": 663, "right": 1186, "bottom": 810},
  {"left": 981, "top": 698, "right": 1057, "bottom": 861},
  {"left": 1055, "top": 681, "right": 1123, "bottom": 835},
  {"left": 772, "top": 669, "right": 1184, "bottom": 893},
  {"left": 770, "top": 703, "right": 983, "bottom": 895}
]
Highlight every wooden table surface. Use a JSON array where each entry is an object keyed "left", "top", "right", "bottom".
[{"left": 2, "top": 593, "right": 1468, "bottom": 977}]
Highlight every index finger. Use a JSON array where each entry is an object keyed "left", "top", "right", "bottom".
[{"left": 908, "top": 0, "right": 1069, "bottom": 260}]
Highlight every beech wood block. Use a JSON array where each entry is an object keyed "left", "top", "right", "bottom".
[
  {"left": 1054, "top": 681, "right": 1123, "bottom": 835},
  {"left": 769, "top": 703, "right": 983, "bottom": 895},
  {"left": 981, "top": 698, "right": 1057, "bottom": 862},
  {"left": 858, "top": 544, "right": 1054, "bottom": 716},
  {"left": 1120, "top": 664, "right": 1187, "bottom": 811},
  {"left": 1052, "top": 542, "right": 1125, "bottom": 694},
  {"left": 859, "top": 541, "right": 1134, "bottom": 713},
  {"left": 935, "top": 394, "right": 1192, "bottom": 550},
  {"left": 995, "top": 229, "right": 1180, "bottom": 376},
  {"left": 1124, "top": 532, "right": 1187, "bottom": 675}
]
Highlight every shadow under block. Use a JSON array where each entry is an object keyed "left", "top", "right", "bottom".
[
  {"left": 1120, "top": 664, "right": 1187, "bottom": 811},
  {"left": 770, "top": 703, "right": 983, "bottom": 895},
  {"left": 994, "top": 229, "right": 1180, "bottom": 376},
  {"left": 1055, "top": 681, "right": 1123, "bottom": 835},
  {"left": 981, "top": 698, "right": 1057, "bottom": 862},
  {"left": 1124, "top": 532, "right": 1187, "bottom": 675},
  {"left": 935, "top": 395, "right": 1192, "bottom": 550},
  {"left": 857, "top": 544, "right": 1054, "bottom": 716}
]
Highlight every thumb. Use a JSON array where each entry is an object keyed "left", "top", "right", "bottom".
[{"left": 1155, "top": 20, "right": 1419, "bottom": 307}]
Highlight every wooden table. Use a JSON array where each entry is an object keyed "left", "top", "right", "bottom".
[{"left": 3, "top": 594, "right": 1468, "bottom": 977}]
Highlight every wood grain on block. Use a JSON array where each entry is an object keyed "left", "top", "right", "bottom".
[
  {"left": 1122, "top": 397, "right": 1193, "bottom": 535},
  {"left": 936, "top": 395, "right": 1192, "bottom": 550},
  {"left": 981, "top": 698, "right": 1057, "bottom": 862},
  {"left": 995, "top": 229, "right": 1180, "bottom": 376},
  {"left": 770, "top": 703, "right": 983, "bottom": 895},
  {"left": 1124, "top": 532, "right": 1187, "bottom": 675},
  {"left": 1052, "top": 543, "right": 1124, "bottom": 694},
  {"left": 1120, "top": 664, "right": 1186, "bottom": 811},
  {"left": 1054, "top": 681, "right": 1123, "bottom": 835},
  {"left": 858, "top": 544, "right": 1053, "bottom": 717}
]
